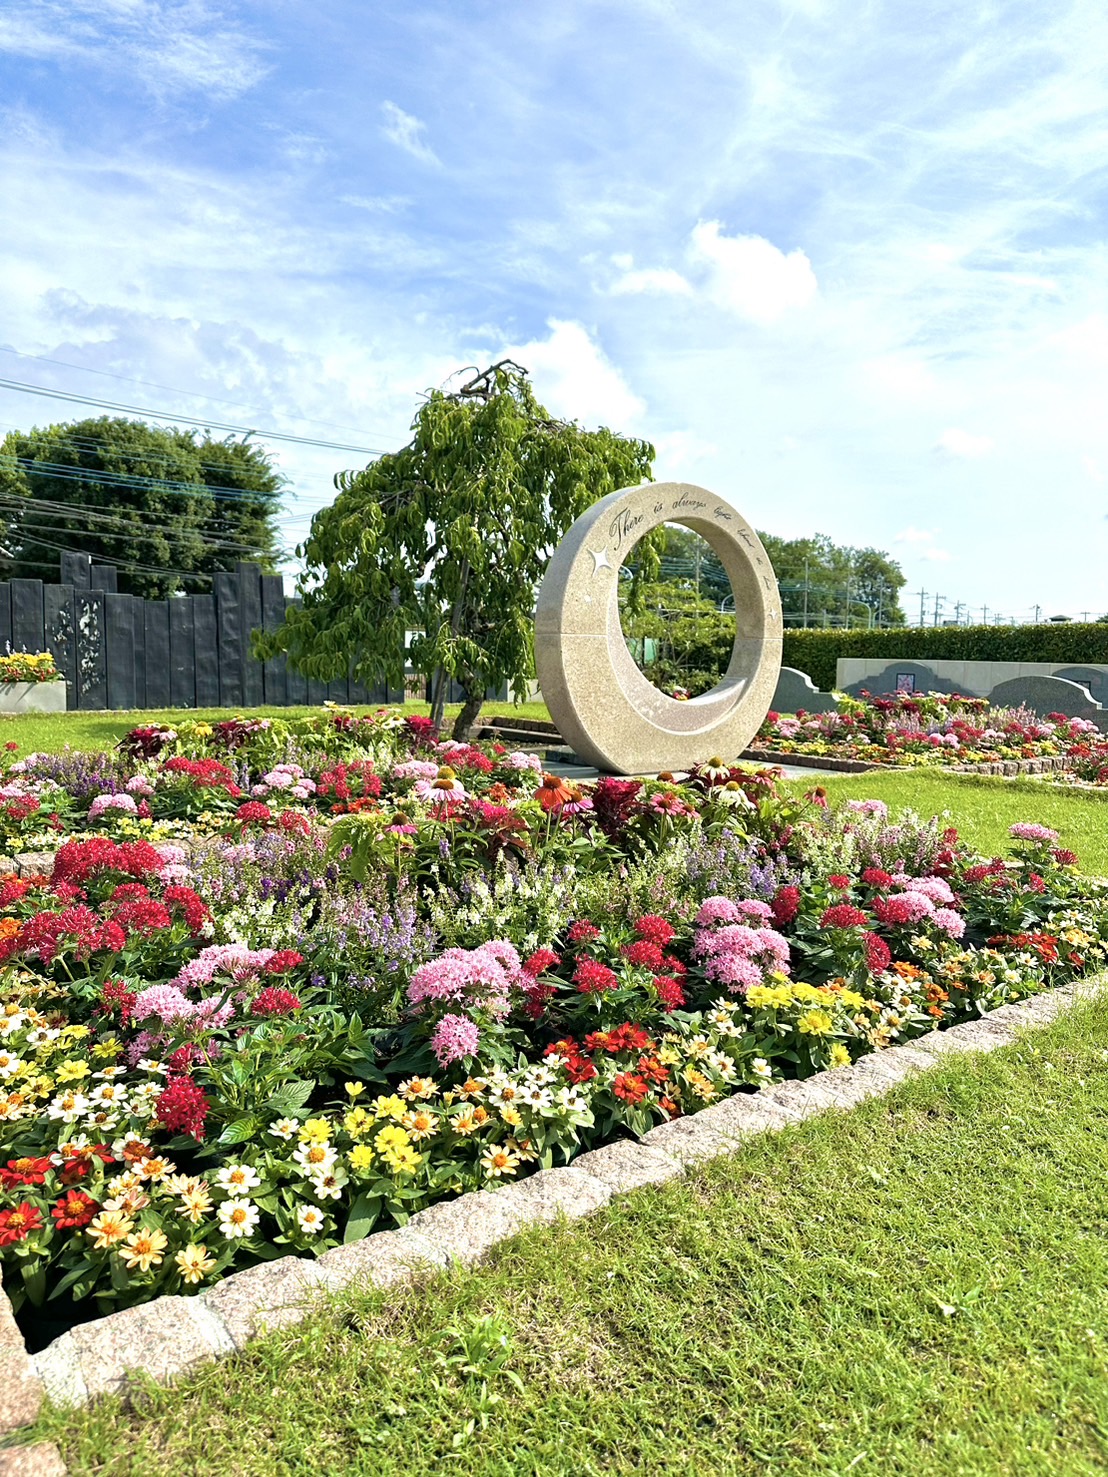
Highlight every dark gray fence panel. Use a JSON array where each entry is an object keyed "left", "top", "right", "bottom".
[
  {"left": 10, "top": 580, "right": 44, "bottom": 653},
  {"left": 0, "top": 584, "right": 10, "bottom": 653},
  {"left": 307, "top": 675, "right": 329, "bottom": 706},
  {"left": 132, "top": 597, "right": 147, "bottom": 709},
  {"left": 237, "top": 564, "right": 264, "bottom": 706},
  {"left": 60, "top": 553, "right": 91, "bottom": 588},
  {"left": 77, "top": 592, "right": 107, "bottom": 710},
  {"left": 326, "top": 676, "right": 350, "bottom": 704},
  {"left": 192, "top": 596, "right": 220, "bottom": 707},
  {"left": 169, "top": 598, "right": 196, "bottom": 708},
  {"left": 90, "top": 565, "right": 117, "bottom": 593},
  {"left": 43, "top": 586, "right": 76, "bottom": 700},
  {"left": 284, "top": 598, "right": 308, "bottom": 706},
  {"left": 215, "top": 573, "right": 243, "bottom": 707},
  {"left": 144, "top": 602, "right": 171, "bottom": 709},
  {"left": 105, "top": 595, "right": 136, "bottom": 710},
  {"left": 260, "top": 576, "right": 287, "bottom": 706}
]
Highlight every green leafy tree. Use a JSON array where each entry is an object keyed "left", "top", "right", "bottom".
[
  {"left": 0, "top": 416, "right": 285, "bottom": 598},
  {"left": 755, "top": 533, "right": 906, "bottom": 627},
  {"left": 257, "top": 361, "right": 656, "bottom": 740}
]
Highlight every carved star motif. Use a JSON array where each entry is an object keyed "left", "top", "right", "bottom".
[{"left": 589, "top": 547, "right": 613, "bottom": 573}]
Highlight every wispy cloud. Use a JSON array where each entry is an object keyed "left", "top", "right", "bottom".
[
  {"left": 935, "top": 428, "right": 995, "bottom": 459},
  {"left": 380, "top": 101, "right": 440, "bottom": 166}
]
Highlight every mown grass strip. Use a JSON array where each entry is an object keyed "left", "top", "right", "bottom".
[{"left": 24, "top": 988, "right": 1108, "bottom": 1477}]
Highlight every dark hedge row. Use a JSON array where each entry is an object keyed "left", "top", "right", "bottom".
[{"left": 781, "top": 624, "right": 1108, "bottom": 693}]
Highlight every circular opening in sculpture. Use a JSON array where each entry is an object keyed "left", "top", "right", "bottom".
[{"left": 617, "top": 526, "right": 735, "bottom": 699}]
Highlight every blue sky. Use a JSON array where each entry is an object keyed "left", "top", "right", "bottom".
[{"left": 1, "top": 0, "right": 1107, "bottom": 621}]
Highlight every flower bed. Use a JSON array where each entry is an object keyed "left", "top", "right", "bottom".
[
  {"left": 0, "top": 707, "right": 1105, "bottom": 1332},
  {"left": 0, "top": 653, "right": 58, "bottom": 685},
  {"left": 756, "top": 690, "right": 1104, "bottom": 772}
]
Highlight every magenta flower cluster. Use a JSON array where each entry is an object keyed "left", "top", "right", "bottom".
[{"left": 429, "top": 1012, "right": 481, "bottom": 1066}]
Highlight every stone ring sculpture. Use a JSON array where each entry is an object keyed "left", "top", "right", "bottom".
[{"left": 535, "top": 481, "right": 782, "bottom": 775}]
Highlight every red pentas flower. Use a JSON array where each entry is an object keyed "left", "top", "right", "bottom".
[
  {"left": 566, "top": 920, "right": 601, "bottom": 944},
  {"left": 97, "top": 979, "right": 138, "bottom": 1027},
  {"left": 653, "top": 975, "right": 686, "bottom": 1012},
  {"left": 235, "top": 801, "right": 273, "bottom": 826},
  {"left": 51, "top": 1190, "right": 99, "bottom": 1229},
  {"left": 863, "top": 931, "right": 891, "bottom": 974},
  {"left": 622, "top": 939, "right": 667, "bottom": 971},
  {"left": 250, "top": 987, "right": 302, "bottom": 1017},
  {"left": 163, "top": 886, "right": 210, "bottom": 934},
  {"left": 52, "top": 837, "right": 164, "bottom": 885},
  {"left": 861, "top": 868, "right": 893, "bottom": 889},
  {"left": 771, "top": 885, "right": 800, "bottom": 925},
  {"left": 155, "top": 1075, "right": 210, "bottom": 1140},
  {"left": 264, "top": 950, "right": 305, "bottom": 975},
  {"left": 0, "top": 1202, "right": 43, "bottom": 1245},
  {"left": 828, "top": 874, "right": 852, "bottom": 890},
  {"left": 1053, "top": 848, "right": 1079, "bottom": 867},
  {"left": 819, "top": 904, "right": 870, "bottom": 930},
  {"left": 633, "top": 914, "right": 676, "bottom": 948},
  {"left": 522, "top": 981, "right": 556, "bottom": 1020},
  {"left": 573, "top": 958, "right": 619, "bottom": 995},
  {"left": 0, "top": 1155, "right": 54, "bottom": 1189},
  {"left": 522, "top": 947, "right": 561, "bottom": 978},
  {"left": 111, "top": 898, "right": 172, "bottom": 937}
]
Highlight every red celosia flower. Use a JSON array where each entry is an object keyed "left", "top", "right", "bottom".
[
  {"left": 612, "top": 1072, "right": 650, "bottom": 1104},
  {"left": 863, "top": 931, "right": 891, "bottom": 974},
  {"left": 652, "top": 975, "right": 686, "bottom": 1012},
  {"left": 0, "top": 1155, "right": 54, "bottom": 1189},
  {"left": 771, "top": 885, "right": 800, "bottom": 925},
  {"left": 0, "top": 1202, "right": 42, "bottom": 1245},
  {"left": 633, "top": 915, "right": 675, "bottom": 948},
  {"left": 572, "top": 958, "right": 619, "bottom": 994},
  {"left": 819, "top": 904, "right": 869, "bottom": 930},
  {"left": 828, "top": 874, "right": 852, "bottom": 890},
  {"left": 50, "top": 1190, "right": 99, "bottom": 1229},
  {"left": 566, "top": 920, "right": 601, "bottom": 944},
  {"left": 622, "top": 939, "right": 666, "bottom": 971},
  {"left": 155, "top": 1075, "right": 210, "bottom": 1140},
  {"left": 522, "top": 947, "right": 561, "bottom": 978},
  {"left": 250, "top": 987, "right": 302, "bottom": 1017},
  {"left": 264, "top": 950, "right": 305, "bottom": 974},
  {"left": 861, "top": 868, "right": 893, "bottom": 889}
]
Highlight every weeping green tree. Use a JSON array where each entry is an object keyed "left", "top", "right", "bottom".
[{"left": 257, "top": 362, "right": 657, "bottom": 740}]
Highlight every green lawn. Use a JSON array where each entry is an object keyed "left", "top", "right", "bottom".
[
  {"left": 782, "top": 769, "right": 1108, "bottom": 875},
  {"left": 0, "top": 701, "right": 553, "bottom": 756},
  {"left": 24, "top": 989, "right": 1108, "bottom": 1476}
]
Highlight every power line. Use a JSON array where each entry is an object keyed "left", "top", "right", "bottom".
[
  {"left": 0, "top": 377, "right": 391, "bottom": 456},
  {"left": 0, "top": 507, "right": 281, "bottom": 560},
  {"left": 0, "top": 529, "right": 214, "bottom": 583},
  {"left": 0, "top": 422, "right": 310, "bottom": 483},
  {"left": 0, "top": 347, "right": 408, "bottom": 442},
  {"left": 0, "top": 454, "right": 290, "bottom": 507}
]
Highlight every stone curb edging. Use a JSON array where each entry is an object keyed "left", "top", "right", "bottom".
[
  {"left": 0, "top": 975, "right": 1092, "bottom": 1454},
  {"left": 741, "top": 748, "right": 1076, "bottom": 778}
]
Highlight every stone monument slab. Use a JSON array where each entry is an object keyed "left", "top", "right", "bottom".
[{"left": 535, "top": 481, "right": 782, "bottom": 774}]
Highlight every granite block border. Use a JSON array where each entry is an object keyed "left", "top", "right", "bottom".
[{"left": 0, "top": 974, "right": 1095, "bottom": 1444}]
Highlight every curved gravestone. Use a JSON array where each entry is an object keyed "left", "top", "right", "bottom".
[
  {"left": 535, "top": 481, "right": 782, "bottom": 774},
  {"left": 988, "top": 674, "right": 1103, "bottom": 722},
  {"left": 840, "top": 661, "right": 959, "bottom": 699},
  {"left": 772, "top": 667, "right": 837, "bottom": 715}
]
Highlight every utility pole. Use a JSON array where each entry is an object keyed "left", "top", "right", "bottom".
[
  {"left": 980, "top": 604, "right": 988, "bottom": 625},
  {"left": 803, "top": 557, "right": 809, "bottom": 629},
  {"left": 915, "top": 587, "right": 928, "bottom": 627},
  {"left": 933, "top": 592, "right": 944, "bottom": 627},
  {"left": 1033, "top": 604, "right": 1041, "bottom": 623},
  {"left": 954, "top": 601, "right": 965, "bottom": 625}
]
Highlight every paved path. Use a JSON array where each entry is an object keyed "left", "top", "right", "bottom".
[{"left": 543, "top": 758, "right": 851, "bottom": 782}]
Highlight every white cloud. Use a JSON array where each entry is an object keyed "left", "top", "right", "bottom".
[
  {"left": 894, "top": 527, "right": 951, "bottom": 562},
  {"left": 1083, "top": 456, "right": 1105, "bottom": 484},
  {"left": 689, "top": 222, "right": 818, "bottom": 325},
  {"left": 380, "top": 101, "right": 440, "bottom": 166},
  {"left": 610, "top": 266, "right": 693, "bottom": 297},
  {"left": 500, "top": 319, "right": 645, "bottom": 428},
  {"left": 935, "top": 428, "right": 995, "bottom": 459}
]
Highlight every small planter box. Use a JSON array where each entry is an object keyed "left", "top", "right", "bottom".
[{"left": 0, "top": 680, "right": 66, "bottom": 714}]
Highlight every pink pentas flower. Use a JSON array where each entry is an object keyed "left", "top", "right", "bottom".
[
  {"left": 429, "top": 1013, "right": 480, "bottom": 1066},
  {"left": 1009, "top": 823, "right": 1060, "bottom": 843},
  {"left": 872, "top": 892, "right": 934, "bottom": 926},
  {"left": 893, "top": 875, "right": 954, "bottom": 904},
  {"left": 132, "top": 985, "right": 196, "bottom": 1025},
  {"left": 931, "top": 908, "right": 966, "bottom": 939}
]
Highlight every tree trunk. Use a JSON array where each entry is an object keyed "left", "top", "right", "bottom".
[
  {"left": 452, "top": 686, "right": 484, "bottom": 743},
  {"left": 429, "top": 667, "right": 447, "bottom": 729}
]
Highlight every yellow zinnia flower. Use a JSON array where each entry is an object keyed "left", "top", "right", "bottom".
[
  {"left": 120, "top": 1227, "right": 168, "bottom": 1273},
  {"left": 176, "top": 1244, "right": 216, "bottom": 1284}
]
